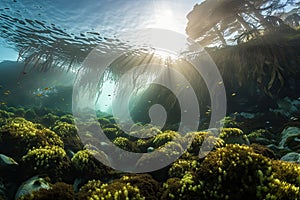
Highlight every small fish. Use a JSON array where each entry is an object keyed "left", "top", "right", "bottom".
[
  {"left": 3, "top": 90, "right": 10, "bottom": 95},
  {"left": 218, "top": 81, "right": 223, "bottom": 85},
  {"left": 231, "top": 93, "right": 236, "bottom": 97},
  {"left": 0, "top": 102, "right": 6, "bottom": 105},
  {"left": 186, "top": 86, "right": 190, "bottom": 89},
  {"left": 108, "top": 94, "right": 111, "bottom": 97},
  {"left": 44, "top": 87, "right": 49, "bottom": 91},
  {"left": 36, "top": 93, "right": 43, "bottom": 97},
  {"left": 148, "top": 100, "right": 151, "bottom": 103}
]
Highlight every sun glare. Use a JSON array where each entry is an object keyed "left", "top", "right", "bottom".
[
  {"left": 154, "top": 48, "right": 178, "bottom": 61},
  {"left": 149, "top": 3, "right": 182, "bottom": 33}
]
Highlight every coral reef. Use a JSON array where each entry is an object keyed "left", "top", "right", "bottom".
[
  {"left": 77, "top": 179, "right": 146, "bottom": 200},
  {"left": 19, "top": 182, "right": 75, "bottom": 200},
  {"left": 0, "top": 118, "right": 63, "bottom": 160},
  {"left": 51, "top": 121, "right": 83, "bottom": 152},
  {"left": 71, "top": 149, "right": 109, "bottom": 180},
  {"left": 0, "top": 106, "right": 300, "bottom": 199},
  {"left": 219, "top": 128, "right": 250, "bottom": 145},
  {"left": 21, "top": 146, "right": 71, "bottom": 181}
]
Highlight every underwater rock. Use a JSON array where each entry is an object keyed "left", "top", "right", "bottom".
[
  {"left": 281, "top": 152, "right": 300, "bottom": 163},
  {"left": 0, "top": 179, "right": 8, "bottom": 200},
  {"left": 20, "top": 182, "right": 75, "bottom": 200},
  {"left": 270, "top": 97, "right": 300, "bottom": 118},
  {"left": 247, "top": 129, "right": 276, "bottom": 146},
  {"left": 0, "top": 154, "right": 18, "bottom": 169},
  {"left": 279, "top": 126, "right": 300, "bottom": 148},
  {"left": 14, "top": 176, "right": 51, "bottom": 200}
]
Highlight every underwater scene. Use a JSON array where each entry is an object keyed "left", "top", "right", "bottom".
[{"left": 0, "top": 0, "right": 300, "bottom": 199}]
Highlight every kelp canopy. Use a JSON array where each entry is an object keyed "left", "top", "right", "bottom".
[
  {"left": 1, "top": 0, "right": 299, "bottom": 113},
  {"left": 186, "top": 0, "right": 300, "bottom": 98}
]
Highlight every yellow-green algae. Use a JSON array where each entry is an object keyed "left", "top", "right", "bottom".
[
  {"left": 162, "top": 144, "right": 300, "bottom": 200},
  {"left": 77, "top": 179, "right": 145, "bottom": 200},
  {"left": 0, "top": 117, "right": 63, "bottom": 159}
]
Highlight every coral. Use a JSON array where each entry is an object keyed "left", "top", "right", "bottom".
[
  {"left": 0, "top": 118, "right": 63, "bottom": 160},
  {"left": 130, "top": 124, "right": 162, "bottom": 139},
  {"left": 97, "top": 117, "right": 111, "bottom": 127},
  {"left": 19, "top": 182, "right": 75, "bottom": 200},
  {"left": 135, "top": 141, "right": 183, "bottom": 177},
  {"left": 119, "top": 174, "right": 161, "bottom": 200},
  {"left": 14, "top": 108, "right": 26, "bottom": 117},
  {"left": 161, "top": 172, "right": 200, "bottom": 200},
  {"left": 152, "top": 130, "right": 182, "bottom": 148},
  {"left": 184, "top": 131, "right": 224, "bottom": 156},
  {"left": 0, "top": 109, "right": 14, "bottom": 125},
  {"left": 24, "top": 109, "right": 37, "bottom": 121},
  {"left": 197, "top": 144, "right": 300, "bottom": 199},
  {"left": 21, "top": 146, "right": 71, "bottom": 181},
  {"left": 219, "top": 128, "right": 250, "bottom": 145},
  {"left": 219, "top": 116, "right": 241, "bottom": 128},
  {"left": 71, "top": 149, "right": 109, "bottom": 180},
  {"left": 102, "top": 124, "right": 122, "bottom": 140},
  {"left": 271, "top": 160, "right": 300, "bottom": 186},
  {"left": 77, "top": 179, "right": 146, "bottom": 200},
  {"left": 40, "top": 113, "right": 59, "bottom": 128},
  {"left": 135, "top": 138, "right": 153, "bottom": 153},
  {"left": 51, "top": 121, "right": 83, "bottom": 152},
  {"left": 113, "top": 137, "right": 135, "bottom": 152},
  {"left": 263, "top": 179, "right": 300, "bottom": 200},
  {"left": 250, "top": 143, "right": 276, "bottom": 159},
  {"left": 195, "top": 144, "right": 273, "bottom": 199},
  {"left": 161, "top": 144, "right": 300, "bottom": 199},
  {"left": 168, "top": 159, "right": 200, "bottom": 179},
  {"left": 59, "top": 114, "right": 75, "bottom": 124}
]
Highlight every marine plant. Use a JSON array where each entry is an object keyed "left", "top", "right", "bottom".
[
  {"left": 19, "top": 182, "right": 75, "bottom": 200},
  {"left": 21, "top": 146, "right": 71, "bottom": 181},
  {"left": 71, "top": 149, "right": 109, "bottom": 180},
  {"left": 51, "top": 121, "right": 83, "bottom": 152},
  {"left": 184, "top": 131, "right": 224, "bottom": 156},
  {"left": 162, "top": 144, "right": 300, "bottom": 199},
  {"left": 0, "top": 118, "right": 63, "bottom": 160},
  {"left": 77, "top": 179, "right": 146, "bottom": 200},
  {"left": 219, "top": 128, "right": 249, "bottom": 145},
  {"left": 40, "top": 113, "right": 59, "bottom": 128}
]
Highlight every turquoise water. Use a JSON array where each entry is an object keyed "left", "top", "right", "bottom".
[{"left": 0, "top": 0, "right": 201, "bottom": 112}]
